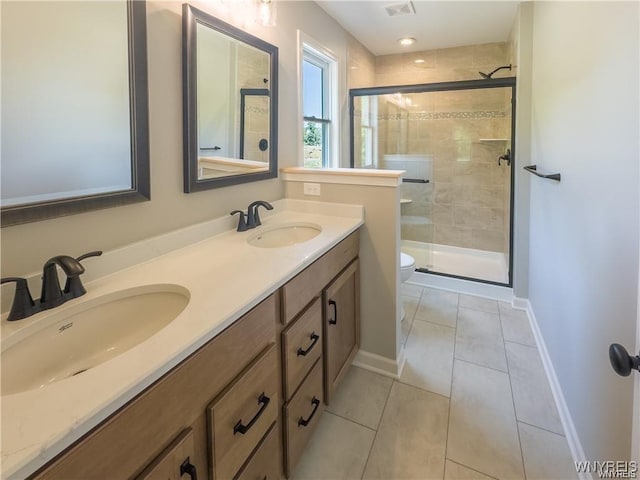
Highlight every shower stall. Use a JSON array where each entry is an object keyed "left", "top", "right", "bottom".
[{"left": 350, "top": 78, "right": 515, "bottom": 285}]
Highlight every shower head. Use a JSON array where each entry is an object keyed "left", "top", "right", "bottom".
[{"left": 478, "top": 64, "right": 512, "bottom": 79}]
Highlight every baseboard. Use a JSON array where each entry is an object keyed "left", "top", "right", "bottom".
[
  {"left": 352, "top": 347, "right": 406, "bottom": 379},
  {"left": 407, "top": 272, "right": 513, "bottom": 302},
  {"left": 516, "top": 296, "right": 591, "bottom": 480}
]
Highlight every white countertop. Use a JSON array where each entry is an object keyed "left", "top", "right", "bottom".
[{"left": 0, "top": 199, "right": 363, "bottom": 479}]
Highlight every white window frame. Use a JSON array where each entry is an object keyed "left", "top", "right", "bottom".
[
  {"left": 297, "top": 31, "right": 339, "bottom": 168},
  {"left": 358, "top": 95, "right": 377, "bottom": 168}
]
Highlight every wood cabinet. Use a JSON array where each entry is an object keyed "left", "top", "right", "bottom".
[
  {"left": 29, "top": 229, "right": 360, "bottom": 480},
  {"left": 208, "top": 346, "right": 279, "bottom": 480},
  {"left": 281, "top": 297, "right": 322, "bottom": 401},
  {"left": 235, "top": 424, "right": 281, "bottom": 480},
  {"left": 30, "top": 294, "right": 278, "bottom": 480},
  {"left": 279, "top": 231, "right": 360, "bottom": 477},
  {"left": 135, "top": 428, "right": 197, "bottom": 480}
]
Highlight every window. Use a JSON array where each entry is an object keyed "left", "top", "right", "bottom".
[{"left": 301, "top": 39, "right": 338, "bottom": 168}]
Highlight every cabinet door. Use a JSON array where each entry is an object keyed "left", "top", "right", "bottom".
[
  {"left": 323, "top": 258, "right": 360, "bottom": 404},
  {"left": 135, "top": 428, "right": 198, "bottom": 480}
]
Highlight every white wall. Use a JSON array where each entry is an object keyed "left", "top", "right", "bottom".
[
  {"left": 528, "top": 1, "right": 639, "bottom": 460},
  {"left": 0, "top": 1, "right": 352, "bottom": 282},
  {"left": 510, "top": 3, "right": 533, "bottom": 298}
]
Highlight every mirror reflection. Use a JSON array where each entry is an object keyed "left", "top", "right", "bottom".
[
  {"left": 183, "top": 4, "right": 278, "bottom": 192},
  {"left": 0, "top": 0, "right": 150, "bottom": 226}
]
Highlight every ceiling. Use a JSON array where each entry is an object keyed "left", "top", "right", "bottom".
[{"left": 315, "top": 1, "right": 520, "bottom": 56}]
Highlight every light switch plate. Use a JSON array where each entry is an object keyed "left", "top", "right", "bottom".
[{"left": 303, "top": 183, "right": 321, "bottom": 196}]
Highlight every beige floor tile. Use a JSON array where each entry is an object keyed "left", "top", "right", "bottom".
[
  {"left": 455, "top": 307, "right": 507, "bottom": 372},
  {"left": 459, "top": 294, "right": 499, "bottom": 315},
  {"left": 444, "top": 460, "right": 496, "bottom": 480},
  {"left": 402, "top": 294, "right": 420, "bottom": 322},
  {"left": 499, "top": 303, "right": 536, "bottom": 347},
  {"left": 401, "top": 314, "right": 414, "bottom": 346},
  {"left": 448, "top": 360, "right": 525, "bottom": 480},
  {"left": 400, "top": 320, "right": 455, "bottom": 397},
  {"left": 291, "top": 412, "right": 375, "bottom": 480},
  {"left": 505, "top": 342, "right": 563, "bottom": 434},
  {"left": 415, "top": 287, "right": 459, "bottom": 327},
  {"left": 363, "top": 382, "right": 449, "bottom": 479},
  {"left": 326, "top": 367, "right": 393, "bottom": 430},
  {"left": 518, "top": 422, "right": 577, "bottom": 480},
  {"left": 401, "top": 283, "right": 424, "bottom": 298}
]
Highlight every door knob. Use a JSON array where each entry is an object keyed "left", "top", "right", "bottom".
[{"left": 609, "top": 343, "right": 640, "bottom": 376}]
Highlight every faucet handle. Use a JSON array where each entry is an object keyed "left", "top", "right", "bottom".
[
  {"left": 64, "top": 250, "right": 103, "bottom": 298},
  {"left": 231, "top": 210, "right": 249, "bottom": 232},
  {"left": 77, "top": 251, "right": 103, "bottom": 262},
  {"left": 1, "top": 277, "right": 36, "bottom": 322}
]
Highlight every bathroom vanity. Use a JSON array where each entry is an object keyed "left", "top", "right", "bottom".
[{"left": 1, "top": 201, "right": 362, "bottom": 480}]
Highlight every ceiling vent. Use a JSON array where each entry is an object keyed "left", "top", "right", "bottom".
[{"left": 384, "top": 1, "right": 416, "bottom": 17}]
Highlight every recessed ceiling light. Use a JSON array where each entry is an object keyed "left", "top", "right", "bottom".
[
  {"left": 414, "top": 59, "right": 425, "bottom": 64},
  {"left": 398, "top": 37, "right": 416, "bottom": 46}
]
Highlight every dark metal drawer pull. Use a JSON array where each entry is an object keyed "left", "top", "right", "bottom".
[
  {"left": 298, "top": 396, "right": 320, "bottom": 427},
  {"left": 233, "top": 393, "right": 270, "bottom": 435},
  {"left": 179, "top": 457, "right": 198, "bottom": 480},
  {"left": 328, "top": 300, "right": 337, "bottom": 325},
  {"left": 297, "top": 333, "right": 320, "bottom": 357}
]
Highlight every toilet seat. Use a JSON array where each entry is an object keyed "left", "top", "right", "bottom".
[{"left": 400, "top": 252, "right": 415, "bottom": 270}]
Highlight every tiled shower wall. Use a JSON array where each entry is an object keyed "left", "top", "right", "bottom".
[
  {"left": 388, "top": 89, "right": 512, "bottom": 253},
  {"left": 350, "top": 42, "right": 513, "bottom": 255}
]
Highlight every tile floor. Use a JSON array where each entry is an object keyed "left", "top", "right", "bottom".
[{"left": 291, "top": 286, "right": 577, "bottom": 480}]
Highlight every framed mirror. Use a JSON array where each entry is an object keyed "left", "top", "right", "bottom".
[
  {"left": 182, "top": 4, "right": 278, "bottom": 192},
  {"left": 0, "top": 0, "right": 150, "bottom": 227}
]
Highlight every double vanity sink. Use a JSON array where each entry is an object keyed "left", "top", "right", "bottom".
[{"left": 1, "top": 200, "right": 363, "bottom": 479}]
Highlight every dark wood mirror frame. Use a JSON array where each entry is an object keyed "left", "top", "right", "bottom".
[
  {"left": 1, "top": 0, "right": 150, "bottom": 228},
  {"left": 182, "top": 4, "right": 278, "bottom": 193}
]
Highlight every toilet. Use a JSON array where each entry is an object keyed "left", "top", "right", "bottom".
[
  {"left": 400, "top": 252, "right": 416, "bottom": 320},
  {"left": 400, "top": 252, "right": 416, "bottom": 283}
]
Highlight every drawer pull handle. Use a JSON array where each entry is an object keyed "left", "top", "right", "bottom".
[
  {"left": 233, "top": 393, "right": 270, "bottom": 435},
  {"left": 328, "top": 300, "right": 338, "bottom": 325},
  {"left": 297, "top": 332, "right": 320, "bottom": 357},
  {"left": 180, "top": 457, "right": 198, "bottom": 480},
  {"left": 298, "top": 396, "right": 320, "bottom": 427}
]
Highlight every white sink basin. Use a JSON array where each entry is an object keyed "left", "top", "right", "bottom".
[
  {"left": 1, "top": 284, "right": 190, "bottom": 395},
  {"left": 247, "top": 222, "right": 322, "bottom": 248}
]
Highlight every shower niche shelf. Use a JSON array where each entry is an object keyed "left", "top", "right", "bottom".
[{"left": 478, "top": 138, "right": 509, "bottom": 143}]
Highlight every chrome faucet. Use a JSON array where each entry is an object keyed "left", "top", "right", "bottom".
[{"left": 1, "top": 250, "right": 102, "bottom": 321}]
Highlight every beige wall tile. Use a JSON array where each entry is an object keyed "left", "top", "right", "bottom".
[
  {"left": 453, "top": 205, "right": 504, "bottom": 231},
  {"left": 471, "top": 228, "right": 505, "bottom": 252},
  {"left": 434, "top": 224, "right": 473, "bottom": 248}
]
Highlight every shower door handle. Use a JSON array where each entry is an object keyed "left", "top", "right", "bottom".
[{"left": 609, "top": 343, "right": 640, "bottom": 376}]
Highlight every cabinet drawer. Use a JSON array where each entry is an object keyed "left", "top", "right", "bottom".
[
  {"left": 284, "top": 360, "right": 324, "bottom": 477},
  {"left": 282, "top": 297, "right": 322, "bottom": 400},
  {"left": 235, "top": 423, "right": 281, "bottom": 480},
  {"left": 209, "top": 345, "right": 279, "bottom": 480},
  {"left": 282, "top": 230, "right": 359, "bottom": 325},
  {"left": 135, "top": 428, "right": 196, "bottom": 480}
]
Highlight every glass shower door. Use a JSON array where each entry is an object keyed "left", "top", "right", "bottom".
[{"left": 351, "top": 81, "right": 514, "bottom": 285}]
